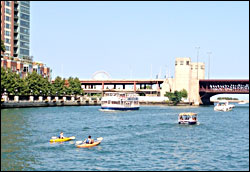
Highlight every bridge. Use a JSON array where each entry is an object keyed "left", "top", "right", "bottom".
[
  {"left": 199, "top": 79, "right": 249, "bottom": 105},
  {"left": 79, "top": 79, "right": 165, "bottom": 95}
]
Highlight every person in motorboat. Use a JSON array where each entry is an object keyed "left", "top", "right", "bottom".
[
  {"left": 84, "top": 135, "right": 94, "bottom": 144},
  {"left": 58, "top": 132, "right": 64, "bottom": 139}
]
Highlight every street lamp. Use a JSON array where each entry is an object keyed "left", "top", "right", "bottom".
[
  {"left": 31, "top": 89, "right": 33, "bottom": 96},
  {"left": 195, "top": 46, "right": 200, "bottom": 80},
  {"left": 207, "top": 51, "right": 212, "bottom": 79},
  {"left": 15, "top": 89, "right": 18, "bottom": 96},
  {"left": 40, "top": 90, "right": 42, "bottom": 96}
]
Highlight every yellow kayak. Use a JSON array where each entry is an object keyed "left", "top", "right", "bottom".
[{"left": 50, "top": 136, "right": 75, "bottom": 142}]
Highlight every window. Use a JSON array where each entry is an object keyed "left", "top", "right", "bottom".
[
  {"left": 5, "top": 16, "right": 11, "bottom": 21},
  {"left": 20, "top": 6, "right": 30, "bottom": 14},
  {"left": 20, "top": 34, "right": 29, "bottom": 42},
  {"left": 5, "top": 31, "right": 10, "bottom": 36},
  {"left": 5, "top": 23, "right": 10, "bottom": 29},
  {"left": 201, "top": 65, "right": 204, "bottom": 69},
  {"left": 20, "top": 48, "right": 29, "bottom": 55},
  {"left": 5, "top": 38, "right": 10, "bottom": 44},
  {"left": 186, "top": 61, "right": 189, "bottom": 65},
  {"left": 20, "top": 27, "right": 29, "bottom": 34},
  {"left": 5, "top": 8, "right": 11, "bottom": 15},
  {"left": 5, "top": 1, "right": 10, "bottom": 7},
  {"left": 20, "top": 20, "right": 29, "bottom": 27},
  {"left": 20, "top": 13, "right": 30, "bottom": 20},
  {"left": 175, "top": 61, "right": 177, "bottom": 65},
  {"left": 20, "top": 41, "right": 29, "bottom": 49},
  {"left": 180, "top": 61, "right": 183, "bottom": 65},
  {"left": 5, "top": 46, "right": 10, "bottom": 51},
  {"left": 23, "top": 66, "right": 29, "bottom": 72},
  {"left": 20, "top": 1, "right": 30, "bottom": 7},
  {"left": 195, "top": 65, "right": 198, "bottom": 69}
]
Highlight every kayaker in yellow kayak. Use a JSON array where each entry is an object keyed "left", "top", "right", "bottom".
[{"left": 58, "top": 132, "right": 64, "bottom": 139}]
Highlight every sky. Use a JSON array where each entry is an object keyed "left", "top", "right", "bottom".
[{"left": 30, "top": 1, "right": 249, "bottom": 81}]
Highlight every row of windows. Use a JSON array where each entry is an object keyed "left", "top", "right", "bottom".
[
  {"left": 20, "top": 1, "right": 30, "bottom": 7},
  {"left": 20, "top": 34, "right": 29, "bottom": 42},
  {"left": 20, "top": 48, "right": 29, "bottom": 56},
  {"left": 20, "top": 27, "right": 29, "bottom": 34},
  {"left": 190, "top": 65, "right": 205, "bottom": 70},
  {"left": 20, "top": 6, "right": 30, "bottom": 14},
  {"left": 20, "top": 13, "right": 30, "bottom": 21},
  {"left": 20, "top": 20, "right": 29, "bottom": 28},
  {"left": 175, "top": 61, "right": 204, "bottom": 69},
  {"left": 20, "top": 41, "right": 29, "bottom": 49},
  {"left": 175, "top": 60, "right": 190, "bottom": 65}
]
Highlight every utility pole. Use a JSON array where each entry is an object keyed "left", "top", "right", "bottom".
[
  {"left": 195, "top": 46, "right": 200, "bottom": 80},
  {"left": 207, "top": 51, "right": 212, "bottom": 79}
]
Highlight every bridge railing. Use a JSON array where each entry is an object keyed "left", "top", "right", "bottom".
[{"left": 199, "top": 87, "right": 249, "bottom": 93}]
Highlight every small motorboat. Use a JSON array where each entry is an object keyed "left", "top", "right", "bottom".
[
  {"left": 178, "top": 112, "right": 198, "bottom": 125},
  {"left": 214, "top": 101, "right": 233, "bottom": 111}
]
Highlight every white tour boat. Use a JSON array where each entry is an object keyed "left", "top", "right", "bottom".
[
  {"left": 214, "top": 101, "right": 233, "bottom": 111},
  {"left": 100, "top": 92, "right": 140, "bottom": 111},
  {"left": 178, "top": 112, "right": 198, "bottom": 125}
]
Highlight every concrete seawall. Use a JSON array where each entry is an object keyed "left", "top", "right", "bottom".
[
  {"left": 1, "top": 101, "right": 192, "bottom": 109},
  {"left": 1, "top": 101, "right": 101, "bottom": 109}
]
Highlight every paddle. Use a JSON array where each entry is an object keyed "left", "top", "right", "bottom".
[{"left": 96, "top": 137, "right": 103, "bottom": 141}]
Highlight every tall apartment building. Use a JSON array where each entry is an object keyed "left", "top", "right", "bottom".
[
  {"left": 1, "top": 1, "right": 52, "bottom": 81},
  {"left": 1, "top": 1, "right": 30, "bottom": 58}
]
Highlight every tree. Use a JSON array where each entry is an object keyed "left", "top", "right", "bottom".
[
  {"left": 24, "top": 71, "right": 48, "bottom": 96},
  {"left": 66, "top": 77, "right": 83, "bottom": 96},
  {"left": 180, "top": 89, "right": 188, "bottom": 98},
  {"left": 52, "top": 76, "right": 67, "bottom": 96},
  {"left": 1, "top": 40, "right": 5, "bottom": 53},
  {"left": 164, "top": 90, "right": 185, "bottom": 105}
]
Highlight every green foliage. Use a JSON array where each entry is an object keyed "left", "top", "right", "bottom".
[
  {"left": 180, "top": 89, "right": 188, "bottom": 98},
  {"left": 164, "top": 89, "right": 188, "bottom": 105},
  {"left": 52, "top": 76, "right": 67, "bottom": 96},
  {"left": 217, "top": 97, "right": 238, "bottom": 100},
  {"left": 1, "top": 68, "right": 84, "bottom": 96},
  {"left": 1, "top": 40, "right": 5, "bottom": 52}
]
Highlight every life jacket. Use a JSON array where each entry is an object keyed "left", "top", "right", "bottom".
[{"left": 86, "top": 139, "right": 90, "bottom": 144}]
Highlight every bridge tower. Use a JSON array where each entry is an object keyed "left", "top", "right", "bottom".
[{"left": 174, "top": 57, "right": 205, "bottom": 104}]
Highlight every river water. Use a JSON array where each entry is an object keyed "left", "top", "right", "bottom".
[{"left": 1, "top": 104, "right": 249, "bottom": 171}]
